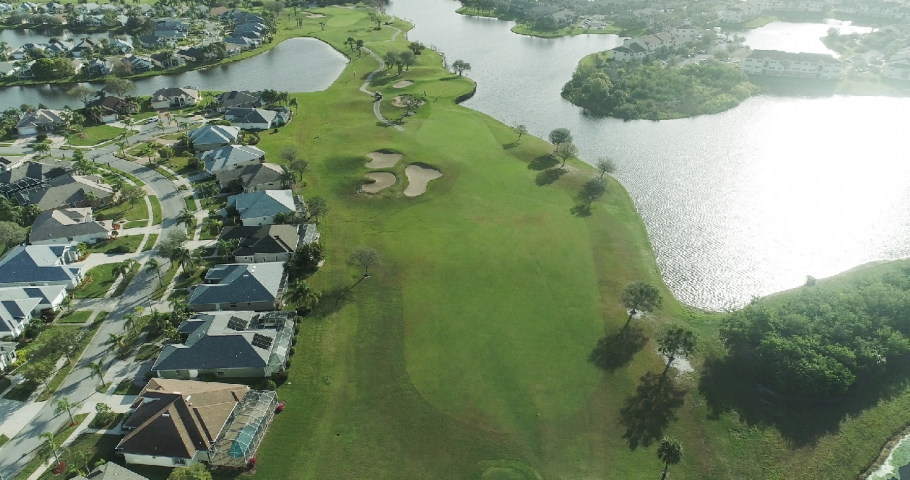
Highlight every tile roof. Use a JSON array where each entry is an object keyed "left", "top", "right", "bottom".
[
  {"left": 117, "top": 379, "right": 248, "bottom": 460},
  {"left": 187, "top": 262, "right": 285, "bottom": 307},
  {"left": 227, "top": 189, "right": 296, "bottom": 221}
]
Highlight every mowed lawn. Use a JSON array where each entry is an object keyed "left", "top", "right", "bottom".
[{"left": 251, "top": 7, "right": 910, "bottom": 480}]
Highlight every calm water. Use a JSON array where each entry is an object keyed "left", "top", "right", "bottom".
[
  {"left": 0, "top": 37, "right": 347, "bottom": 109},
  {"left": 738, "top": 20, "right": 872, "bottom": 55},
  {"left": 387, "top": 0, "right": 910, "bottom": 311}
]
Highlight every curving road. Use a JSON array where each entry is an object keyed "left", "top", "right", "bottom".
[{"left": 0, "top": 123, "right": 187, "bottom": 480}]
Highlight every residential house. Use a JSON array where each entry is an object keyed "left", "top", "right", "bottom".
[
  {"left": 16, "top": 60, "right": 35, "bottom": 79},
  {"left": 83, "top": 58, "right": 112, "bottom": 77},
  {"left": 200, "top": 144, "right": 266, "bottom": 175},
  {"left": 176, "top": 46, "right": 214, "bottom": 63},
  {"left": 137, "top": 35, "right": 172, "bottom": 49},
  {"left": 223, "top": 36, "right": 258, "bottom": 50},
  {"left": 215, "top": 90, "right": 261, "bottom": 110},
  {"left": 187, "top": 262, "right": 286, "bottom": 311},
  {"left": 624, "top": 33, "right": 676, "bottom": 53},
  {"left": 219, "top": 224, "right": 316, "bottom": 263},
  {"left": 0, "top": 244, "right": 84, "bottom": 289},
  {"left": 741, "top": 49, "right": 844, "bottom": 79},
  {"left": 883, "top": 59, "right": 910, "bottom": 80},
  {"left": 215, "top": 162, "right": 286, "bottom": 192},
  {"left": 150, "top": 87, "right": 200, "bottom": 109},
  {"left": 150, "top": 52, "right": 187, "bottom": 69},
  {"left": 0, "top": 159, "right": 69, "bottom": 197},
  {"left": 15, "top": 109, "right": 65, "bottom": 136},
  {"left": 44, "top": 40, "right": 72, "bottom": 56},
  {"left": 223, "top": 43, "right": 243, "bottom": 57},
  {"left": 0, "top": 62, "right": 20, "bottom": 79},
  {"left": 890, "top": 46, "right": 910, "bottom": 62},
  {"left": 117, "top": 379, "right": 277, "bottom": 468},
  {"left": 153, "top": 18, "right": 188, "bottom": 38},
  {"left": 122, "top": 54, "right": 155, "bottom": 73},
  {"left": 110, "top": 38, "right": 134, "bottom": 54},
  {"left": 73, "top": 2, "right": 99, "bottom": 14},
  {"left": 70, "top": 38, "right": 100, "bottom": 58},
  {"left": 152, "top": 310, "right": 295, "bottom": 379},
  {"left": 0, "top": 342, "right": 17, "bottom": 373},
  {"left": 609, "top": 43, "right": 648, "bottom": 62},
  {"left": 71, "top": 463, "right": 148, "bottom": 480},
  {"left": 29, "top": 208, "right": 112, "bottom": 244},
  {"left": 221, "top": 9, "right": 264, "bottom": 24},
  {"left": 188, "top": 125, "right": 240, "bottom": 152},
  {"left": 18, "top": 173, "right": 116, "bottom": 211},
  {"left": 86, "top": 95, "right": 138, "bottom": 124},
  {"left": 223, "top": 108, "right": 277, "bottom": 130},
  {"left": 0, "top": 296, "right": 41, "bottom": 339},
  {"left": 227, "top": 189, "right": 302, "bottom": 226},
  {"left": 0, "top": 3, "right": 13, "bottom": 14},
  {"left": 670, "top": 23, "right": 701, "bottom": 43},
  {"left": 0, "top": 285, "right": 68, "bottom": 314}
]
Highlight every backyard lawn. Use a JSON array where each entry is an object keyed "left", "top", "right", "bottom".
[{"left": 84, "top": 235, "right": 143, "bottom": 254}]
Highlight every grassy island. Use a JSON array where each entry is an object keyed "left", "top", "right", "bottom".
[
  {"left": 166, "top": 7, "right": 910, "bottom": 480},
  {"left": 561, "top": 53, "right": 759, "bottom": 120}
]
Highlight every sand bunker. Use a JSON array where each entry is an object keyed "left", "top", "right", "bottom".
[
  {"left": 365, "top": 151, "right": 402, "bottom": 169},
  {"left": 305, "top": 12, "right": 325, "bottom": 18},
  {"left": 392, "top": 80, "right": 413, "bottom": 88},
  {"left": 362, "top": 172, "right": 396, "bottom": 193},
  {"left": 392, "top": 95, "right": 426, "bottom": 108},
  {"left": 404, "top": 164, "right": 442, "bottom": 197}
]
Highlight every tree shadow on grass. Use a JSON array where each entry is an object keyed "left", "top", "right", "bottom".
[
  {"left": 619, "top": 372, "right": 687, "bottom": 450},
  {"left": 589, "top": 326, "right": 649, "bottom": 373},
  {"left": 502, "top": 141, "right": 519, "bottom": 150},
  {"left": 528, "top": 154, "right": 558, "bottom": 171},
  {"left": 535, "top": 168, "right": 566, "bottom": 186},
  {"left": 570, "top": 204, "right": 592, "bottom": 217},
  {"left": 699, "top": 355, "right": 910, "bottom": 447}
]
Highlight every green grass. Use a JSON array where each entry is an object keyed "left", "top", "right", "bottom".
[
  {"left": 73, "top": 264, "right": 120, "bottom": 299},
  {"left": 150, "top": 196, "right": 162, "bottom": 225},
  {"left": 123, "top": 220, "right": 148, "bottom": 229},
  {"left": 89, "top": 412, "right": 124, "bottom": 429},
  {"left": 84, "top": 235, "right": 143, "bottom": 254},
  {"left": 185, "top": 195, "right": 197, "bottom": 211},
  {"left": 66, "top": 125, "right": 125, "bottom": 146},
  {"left": 141, "top": 233, "right": 159, "bottom": 252},
  {"left": 511, "top": 23, "right": 621, "bottom": 37},
  {"left": 134, "top": 343, "right": 161, "bottom": 362},
  {"left": 114, "top": 378, "right": 142, "bottom": 395},
  {"left": 151, "top": 261, "right": 180, "bottom": 301},
  {"left": 0, "top": 433, "right": 8, "bottom": 449},
  {"left": 94, "top": 199, "right": 148, "bottom": 222},
  {"left": 198, "top": 225, "right": 219, "bottom": 240},
  {"left": 154, "top": 166, "right": 178, "bottom": 181},
  {"left": 0, "top": 377, "right": 10, "bottom": 396},
  {"left": 58, "top": 310, "right": 92, "bottom": 324}
]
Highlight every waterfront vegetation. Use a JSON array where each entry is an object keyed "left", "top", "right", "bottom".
[
  {"left": 177, "top": 6, "right": 909, "bottom": 480},
  {"left": 562, "top": 54, "right": 759, "bottom": 120}
]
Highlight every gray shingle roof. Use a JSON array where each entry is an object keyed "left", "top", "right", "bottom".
[
  {"left": 214, "top": 162, "right": 284, "bottom": 190},
  {"left": 200, "top": 144, "right": 265, "bottom": 174},
  {"left": 29, "top": 208, "right": 111, "bottom": 242},
  {"left": 0, "top": 297, "right": 40, "bottom": 333},
  {"left": 187, "top": 262, "right": 284, "bottom": 306},
  {"left": 0, "top": 245, "right": 82, "bottom": 285},
  {"left": 219, "top": 224, "right": 301, "bottom": 256},
  {"left": 227, "top": 190, "right": 295, "bottom": 221},
  {"left": 21, "top": 174, "right": 115, "bottom": 211},
  {"left": 0, "top": 284, "right": 66, "bottom": 306},
  {"left": 71, "top": 462, "right": 148, "bottom": 480},
  {"left": 188, "top": 125, "right": 240, "bottom": 148}
]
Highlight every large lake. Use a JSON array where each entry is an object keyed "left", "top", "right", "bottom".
[
  {"left": 0, "top": 36, "right": 348, "bottom": 109},
  {"left": 386, "top": 0, "right": 910, "bottom": 311},
  {"left": 2, "top": 2, "right": 908, "bottom": 310}
]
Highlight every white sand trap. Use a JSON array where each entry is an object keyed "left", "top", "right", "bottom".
[
  {"left": 366, "top": 151, "right": 402, "bottom": 169},
  {"left": 392, "top": 95, "right": 426, "bottom": 108},
  {"left": 404, "top": 164, "right": 442, "bottom": 197},
  {"left": 362, "top": 172, "right": 396, "bottom": 193},
  {"left": 660, "top": 353, "right": 694, "bottom": 375},
  {"left": 392, "top": 80, "right": 413, "bottom": 88},
  {"left": 305, "top": 12, "right": 325, "bottom": 18}
]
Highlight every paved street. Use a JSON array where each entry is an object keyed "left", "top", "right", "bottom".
[{"left": 0, "top": 123, "right": 189, "bottom": 479}]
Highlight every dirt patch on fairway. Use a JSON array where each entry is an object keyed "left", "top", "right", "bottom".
[
  {"left": 393, "top": 80, "right": 413, "bottom": 88},
  {"left": 366, "top": 151, "right": 402, "bottom": 169},
  {"left": 404, "top": 164, "right": 442, "bottom": 197},
  {"left": 362, "top": 172, "right": 396, "bottom": 193},
  {"left": 392, "top": 95, "right": 426, "bottom": 108}
]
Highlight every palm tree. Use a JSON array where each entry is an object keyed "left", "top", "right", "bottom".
[
  {"left": 86, "top": 361, "right": 105, "bottom": 387},
  {"left": 657, "top": 437, "right": 683, "bottom": 480},
  {"left": 203, "top": 216, "right": 222, "bottom": 236},
  {"left": 145, "top": 258, "right": 162, "bottom": 286},
  {"left": 279, "top": 166, "right": 296, "bottom": 188},
  {"left": 123, "top": 313, "right": 138, "bottom": 335},
  {"left": 176, "top": 209, "right": 195, "bottom": 225},
  {"left": 215, "top": 239, "right": 237, "bottom": 262},
  {"left": 40, "top": 432, "right": 60, "bottom": 464},
  {"left": 83, "top": 190, "right": 99, "bottom": 207},
  {"left": 54, "top": 396, "right": 78, "bottom": 425},
  {"left": 285, "top": 279, "right": 320, "bottom": 312},
  {"left": 108, "top": 332, "right": 126, "bottom": 357},
  {"left": 113, "top": 259, "right": 136, "bottom": 279},
  {"left": 173, "top": 247, "right": 194, "bottom": 271}
]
